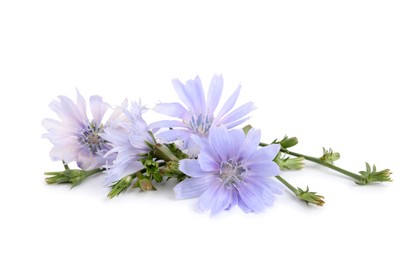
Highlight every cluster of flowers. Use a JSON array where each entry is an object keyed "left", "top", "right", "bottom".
[{"left": 43, "top": 75, "right": 392, "bottom": 214}]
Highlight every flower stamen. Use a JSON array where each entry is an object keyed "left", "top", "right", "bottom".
[
  {"left": 78, "top": 122, "right": 106, "bottom": 154},
  {"left": 219, "top": 159, "right": 247, "bottom": 189}
]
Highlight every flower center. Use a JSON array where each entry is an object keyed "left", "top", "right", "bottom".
[
  {"left": 219, "top": 159, "right": 247, "bottom": 189},
  {"left": 78, "top": 122, "right": 106, "bottom": 154},
  {"left": 188, "top": 114, "right": 213, "bottom": 136}
]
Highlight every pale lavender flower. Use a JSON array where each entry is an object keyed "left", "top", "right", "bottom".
[
  {"left": 101, "top": 101, "right": 154, "bottom": 185},
  {"left": 151, "top": 75, "right": 255, "bottom": 153},
  {"left": 174, "top": 127, "right": 282, "bottom": 214},
  {"left": 43, "top": 90, "right": 115, "bottom": 170}
]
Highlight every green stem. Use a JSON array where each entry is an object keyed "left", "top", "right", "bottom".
[
  {"left": 275, "top": 175, "right": 297, "bottom": 194},
  {"left": 85, "top": 168, "right": 105, "bottom": 177},
  {"left": 281, "top": 149, "right": 363, "bottom": 182},
  {"left": 275, "top": 175, "right": 325, "bottom": 206}
]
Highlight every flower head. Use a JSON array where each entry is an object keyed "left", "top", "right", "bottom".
[
  {"left": 42, "top": 90, "right": 114, "bottom": 170},
  {"left": 151, "top": 75, "right": 255, "bottom": 153},
  {"left": 174, "top": 127, "right": 282, "bottom": 214},
  {"left": 101, "top": 101, "right": 154, "bottom": 185}
]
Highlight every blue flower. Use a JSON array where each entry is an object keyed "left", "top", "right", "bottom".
[
  {"left": 151, "top": 75, "right": 255, "bottom": 153},
  {"left": 101, "top": 101, "right": 154, "bottom": 185},
  {"left": 43, "top": 90, "right": 115, "bottom": 170},
  {"left": 174, "top": 127, "right": 282, "bottom": 214}
]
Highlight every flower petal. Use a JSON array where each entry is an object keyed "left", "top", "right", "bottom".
[
  {"left": 209, "top": 127, "right": 231, "bottom": 161},
  {"left": 89, "top": 95, "right": 109, "bottom": 126},
  {"left": 224, "top": 116, "right": 251, "bottom": 130},
  {"left": 172, "top": 78, "right": 195, "bottom": 109},
  {"left": 105, "top": 161, "right": 143, "bottom": 186},
  {"left": 174, "top": 175, "right": 217, "bottom": 199},
  {"left": 156, "top": 129, "right": 191, "bottom": 143},
  {"left": 237, "top": 182, "right": 266, "bottom": 213},
  {"left": 238, "top": 197, "right": 252, "bottom": 213},
  {"left": 49, "top": 144, "right": 79, "bottom": 163},
  {"left": 149, "top": 120, "right": 187, "bottom": 131},
  {"left": 215, "top": 85, "right": 241, "bottom": 121},
  {"left": 77, "top": 150, "right": 103, "bottom": 170},
  {"left": 218, "top": 102, "right": 255, "bottom": 125},
  {"left": 50, "top": 96, "right": 84, "bottom": 127},
  {"left": 245, "top": 177, "right": 280, "bottom": 205},
  {"left": 248, "top": 144, "right": 280, "bottom": 162},
  {"left": 76, "top": 89, "right": 87, "bottom": 120},
  {"left": 198, "top": 183, "right": 232, "bottom": 215},
  {"left": 206, "top": 74, "right": 223, "bottom": 115},
  {"left": 246, "top": 161, "right": 280, "bottom": 177},
  {"left": 237, "top": 128, "right": 261, "bottom": 161},
  {"left": 198, "top": 152, "right": 220, "bottom": 172},
  {"left": 227, "top": 128, "right": 246, "bottom": 157},
  {"left": 153, "top": 102, "right": 189, "bottom": 119},
  {"left": 107, "top": 99, "right": 128, "bottom": 124},
  {"left": 186, "top": 76, "right": 206, "bottom": 114},
  {"left": 179, "top": 159, "right": 208, "bottom": 177},
  {"left": 225, "top": 189, "right": 239, "bottom": 210}
]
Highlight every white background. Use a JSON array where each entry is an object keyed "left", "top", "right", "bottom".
[{"left": 1, "top": 1, "right": 411, "bottom": 259}]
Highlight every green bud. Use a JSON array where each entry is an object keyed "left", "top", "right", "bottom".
[
  {"left": 320, "top": 147, "right": 340, "bottom": 164},
  {"left": 139, "top": 178, "right": 156, "bottom": 191},
  {"left": 280, "top": 136, "right": 299, "bottom": 149},
  {"left": 45, "top": 167, "right": 103, "bottom": 187},
  {"left": 296, "top": 186, "right": 325, "bottom": 206},
  {"left": 165, "top": 143, "right": 189, "bottom": 160},
  {"left": 160, "top": 161, "right": 187, "bottom": 182},
  {"left": 153, "top": 143, "right": 179, "bottom": 162},
  {"left": 107, "top": 175, "right": 134, "bottom": 199},
  {"left": 275, "top": 155, "right": 304, "bottom": 170},
  {"left": 356, "top": 163, "right": 392, "bottom": 185},
  {"left": 45, "top": 169, "right": 86, "bottom": 187}
]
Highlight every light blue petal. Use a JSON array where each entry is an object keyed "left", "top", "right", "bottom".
[
  {"left": 225, "top": 189, "right": 239, "bottom": 210},
  {"left": 89, "top": 95, "right": 109, "bottom": 126},
  {"left": 264, "top": 177, "right": 283, "bottom": 195},
  {"left": 218, "top": 102, "right": 255, "bottom": 125},
  {"left": 237, "top": 182, "right": 266, "bottom": 213},
  {"left": 100, "top": 127, "right": 129, "bottom": 146},
  {"left": 215, "top": 85, "right": 241, "bottom": 121},
  {"left": 206, "top": 74, "right": 223, "bottom": 115},
  {"left": 186, "top": 76, "right": 206, "bottom": 114},
  {"left": 209, "top": 127, "right": 231, "bottom": 161},
  {"left": 156, "top": 129, "right": 191, "bottom": 143},
  {"left": 198, "top": 152, "right": 220, "bottom": 172},
  {"left": 224, "top": 116, "right": 251, "bottom": 130},
  {"left": 237, "top": 128, "right": 261, "bottom": 161},
  {"left": 77, "top": 150, "right": 104, "bottom": 170},
  {"left": 153, "top": 102, "right": 189, "bottom": 119},
  {"left": 42, "top": 118, "right": 77, "bottom": 136},
  {"left": 76, "top": 89, "right": 87, "bottom": 120},
  {"left": 186, "top": 137, "right": 201, "bottom": 157},
  {"left": 195, "top": 135, "right": 220, "bottom": 163},
  {"left": 179, "top": 159, "right": 208, "bottom": 177},
  {"left": 245, "top": 177, "right": 279, "bottom": 206},
  {"left": 190, "top": 135, "right": 208, "bottom": 147},
  {"left": 149, "top": 120, "right": 187, "bottom": 131},
  {"left": 248, "top": 144, "right": 280, "bottom": 162},
  {"left": 49, "top": 143, "right": 79, "bottom": 162},
  {"left": 51, "top": 96, "right": 85, "bottom": 127},
  {"left": 104, "top": 161, "right": 143, "bottom": 186},
  {"left": 227, "top": 128, "right": 246, "bottom": 158},
  {"left": 246, "top": 161, "right": 280, "bottom": 177},
  {"left": 172, "top": 78, "right": 195, "bottom": 109},
  {"left": 198, "top": 183, "right": 232, "bottom": 215},
  {"left": 238, "top": 196, "right": 252, "bottom": 213},
  {"left": 174, "top": 175, "right": 216, "bottom": 199},
  {"left": 129, "top": 131, "right": 152, "bottom": 151}
]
